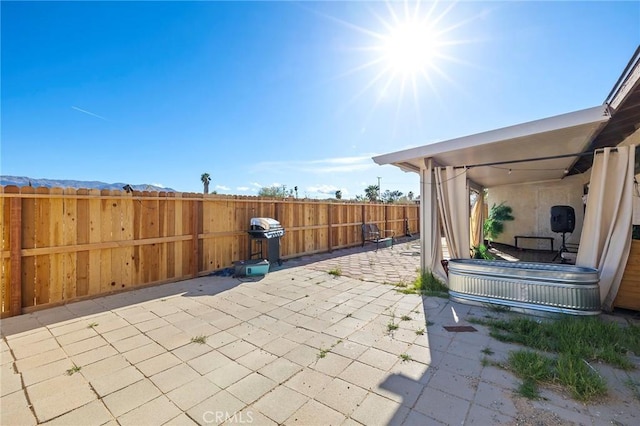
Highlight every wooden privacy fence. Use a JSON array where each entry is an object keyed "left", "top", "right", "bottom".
[{"left": 0, "top": 186, "right": 420, "bottom": 317}]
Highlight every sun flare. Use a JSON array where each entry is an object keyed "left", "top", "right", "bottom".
[
  {"left": 325, "top": 0, "right": 474, "bottom": 131},
  {"left": 382, "top": 20, "right": 439, "bottom": 76}
]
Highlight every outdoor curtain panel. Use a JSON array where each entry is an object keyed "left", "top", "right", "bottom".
[
  {"left": 470, "top": 190, "right": 485, "bottom": 250},
  {"left": 422, "top": 162, "right": 447, "bottom": 281},
  {"left": 576, "top": 145, "right": 636, "bottom": 311},
  {"left": 434, "top": 166, "right": 470, "bottom": 260}
]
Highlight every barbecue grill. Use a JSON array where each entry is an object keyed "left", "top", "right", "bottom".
[{"left": 248, "top": 217, "right": 285, "bottom": 268}]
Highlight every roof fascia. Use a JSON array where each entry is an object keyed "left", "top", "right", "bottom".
[{"left": 372, "top": 105, "right": 609, "bottom": 166}]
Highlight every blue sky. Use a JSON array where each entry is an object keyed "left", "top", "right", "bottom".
[{"left": 2, "top": 1, "right": 638, "bottom": 198}]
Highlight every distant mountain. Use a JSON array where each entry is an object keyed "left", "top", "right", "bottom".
[{"left": 0, "top": 176, "right": 176, "bottom": 192}]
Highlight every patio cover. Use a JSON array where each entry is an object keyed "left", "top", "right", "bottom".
[
  {"left": 373, "top": 105, "right": 610, "bottom": 189},
  {"left": 372, "top": 105, "right": 611, "bottom": 281}
]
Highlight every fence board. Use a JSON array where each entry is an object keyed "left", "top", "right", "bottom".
[
  {"left": 158, "top": 196, "right": 168, "bottom": 281},
  {"left": 192, "top": 198, "right": 201, "bottom": 276},
  {"left": 0, "top": 187, "right": 19, "bottom": 316},
  {"left": 146, "top": 192, "right": 160, "bottom": 283},
  {"left": 174, "top": 196, "right": 184, "bottom": 277},
  {"left": 184, "top": 198, "right": 193, "bottom": 276},
  {"left": 63, "top": 188, "right": 78, "bottom": 300},
  {"left": 21, "top": 187, "right": 36, "bottom": 307},
  {"left": 100, "top": 190, "right": 114, "bottom": 293},
  {"left": 140, "top": 193, "right": 152, "bottom": 283},
  {"left": 165, "top": 194, "right": 176, "bottom": 279},
  {"left": 110, "top": 193, "right": 124, "bottom": 291},
  {"left": 122, "top": 195, "right": 134, "bottom": 287},
  {"left": 0, "top": 188, "right": 7, "bottom": 315},
  {"left": 48, "top": 188, "right": 64, "bottom": 303},
  {"left": 202, "top": 199, "right": 215, "bottom": 271},
  {"left": 88, "top": 189, "right": 102, "bottom": 296},
  {"left": 76, "top": 189, "right": 90, "bottom": 297},
  {"left": 35, "top": 187, "right": 51, "bottom": 305}
]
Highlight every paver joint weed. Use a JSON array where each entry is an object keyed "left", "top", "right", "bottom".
[
  {"left": 316, "top": 339, "right": 343, "bottom": 359},
  {"left": 327, "top": 267, "right": 342, "bottom": 277},
  {"left": 191, "top": 335, "right": 207, "bottom": 344},
  {"left": 66, "top": 366, "right": 81, "bottom": 376},
  {"left": 399, "top": 353, "right": 412, "bottom": 362}
]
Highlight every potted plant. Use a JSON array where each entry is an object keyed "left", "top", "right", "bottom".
[
  {"left": 471, "top": 244, "right": 495, "bottom": 260},
  {"left": 483, "top": 202, "right": 514, "bottom": 246}
]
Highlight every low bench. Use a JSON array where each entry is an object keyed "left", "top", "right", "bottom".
[
  {"left": 362, "top": 223, "right": 395, "bottom": 250},
  {"left": 514, "top": 235, "right": 554, "bottom": 251}
]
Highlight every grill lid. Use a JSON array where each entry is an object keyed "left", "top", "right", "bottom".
[{"left": 250, "top": 217, "right": 282, "bottom": 230}]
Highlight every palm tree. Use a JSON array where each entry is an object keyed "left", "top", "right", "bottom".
[
  {"left": 364, "top": 185, "right": 379, "bottom": 202},
  {"left": 201, "top": 173, "right": 211, "bottom": 194},
  {"left": 380, "top": 189, "right": 403, "bottom": 203},
  {"left": 483, "top": 202, "right": 515, "bottom": 244}
]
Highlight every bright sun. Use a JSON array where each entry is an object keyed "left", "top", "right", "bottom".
[
  {"left": 329, "top": 0, "right": 471, "bottom": 127},
  {"left": 382, "top": 20, "right": 439, "bottom": 76},
  {"left": 353, "top": 0, "right": 460, "bottom": 101}
]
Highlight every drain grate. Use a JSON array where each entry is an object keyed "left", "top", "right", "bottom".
[{"left": 443, "top": 325, "right": 477, "bottom": 332}]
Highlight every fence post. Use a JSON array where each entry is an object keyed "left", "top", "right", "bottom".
[
  {"left": 404, "top": 205, "right": 408, "bottom": 236},
  {"left": 10, "top": 196, "right": 22, "bottom": 316},
  {"left": 384, "top": 204, "right": 388, "bottom": 233},
  {"left": 191, "top": 198, "right": 200, "bottom": 278},
  {"left": 327, "top": 203, "right": 332, "bottom": 252}
]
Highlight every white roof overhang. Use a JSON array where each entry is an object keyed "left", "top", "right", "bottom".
[{"left": 373, "top": 105, "right": 611, "bottom": 188}]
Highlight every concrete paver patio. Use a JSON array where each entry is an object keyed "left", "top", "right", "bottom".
[{"left": 1, "top": 238, "right": 639, "bottom": 425}]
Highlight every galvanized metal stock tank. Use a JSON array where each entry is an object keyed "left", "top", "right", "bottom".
[{"left": 447, "top": 259, "right": 601, "bottom": 315}]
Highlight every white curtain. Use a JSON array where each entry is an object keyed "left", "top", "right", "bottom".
[
  {"left": 470, "top": 190, "right": 485, "bottom": 249},
  {"left": 576, "top": 145, "right": 636, "bottom": 311},
  {"left": 421, "top": 160, "right": 447, "bottom": 282},
  {"left": 434, "top": 166, "right": 470, "bottom": 259}
]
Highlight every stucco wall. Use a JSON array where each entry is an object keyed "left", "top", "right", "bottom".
[{"left": 486, "top": 173, "right": 587, "bottom": 250}]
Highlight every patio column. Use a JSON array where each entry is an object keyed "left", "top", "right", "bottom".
[{"left": 420, "top": 159, "right": 447, "bottom": 281}]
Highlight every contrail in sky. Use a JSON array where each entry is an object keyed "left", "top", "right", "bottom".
[{"left": 71, "top": 106, "right": 108, "bottom": 121}]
